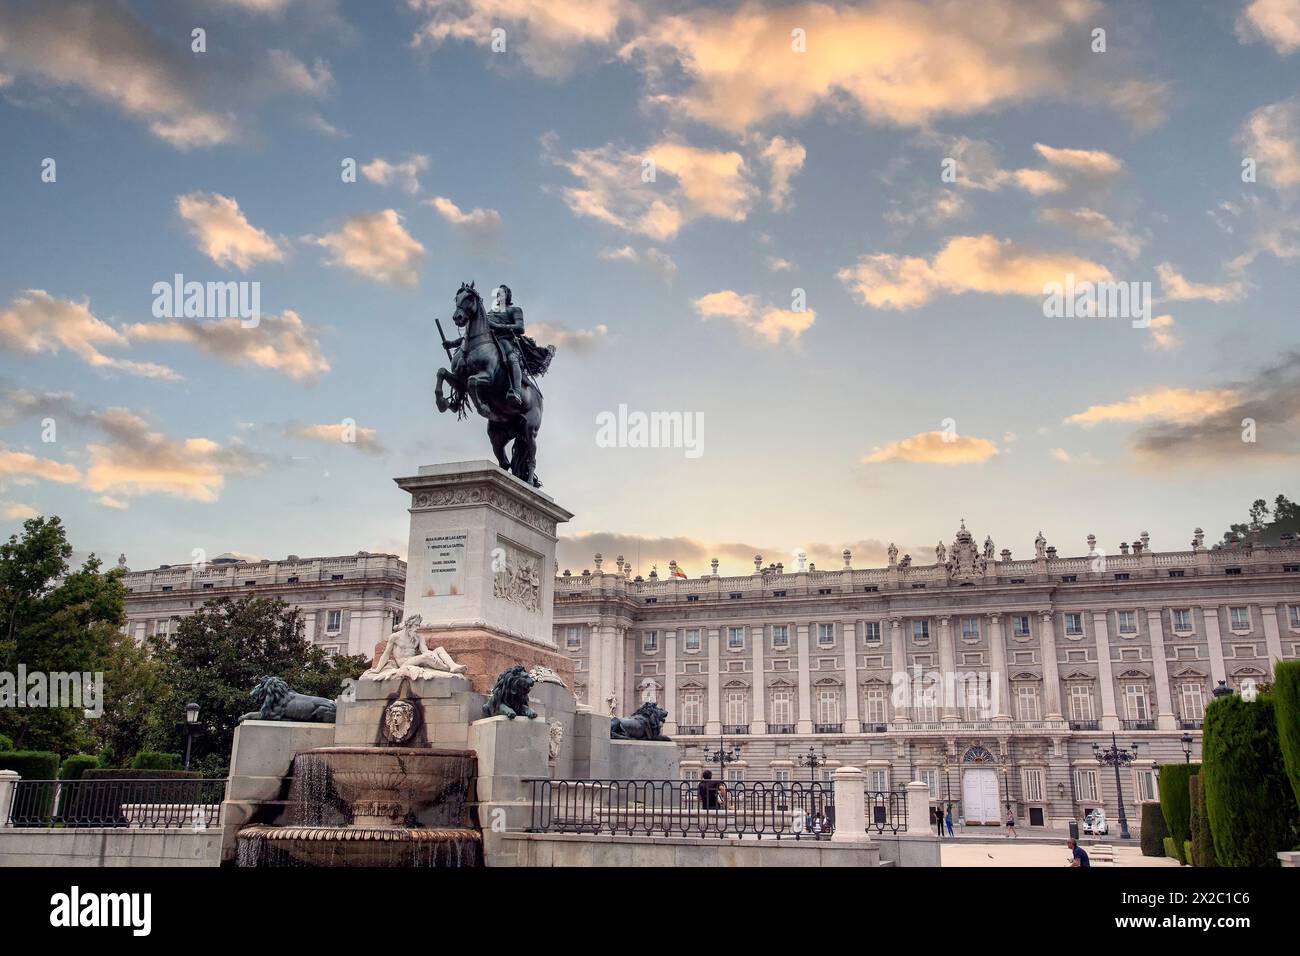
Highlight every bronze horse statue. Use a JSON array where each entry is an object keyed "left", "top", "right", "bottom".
[{"left": 435, "top": 282, "right": 550, "bottom": 487}]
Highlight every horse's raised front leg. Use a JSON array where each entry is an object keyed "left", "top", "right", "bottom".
[{"left": 435, "top": 368, "right": 450, "bottom": 412}]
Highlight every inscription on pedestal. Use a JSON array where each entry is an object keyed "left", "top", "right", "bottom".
[{"left": 422, "top": 530, "right": 467, "bottom": 597}]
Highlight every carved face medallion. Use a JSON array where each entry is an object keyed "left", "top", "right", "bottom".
[{"left": 382, "top": 698, "right": 417, "bottom": 744}]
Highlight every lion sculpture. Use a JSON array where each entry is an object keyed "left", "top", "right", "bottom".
[
  {"left": 238, "top": 676, "right": 337, "bottom": 724},
  {"left": 481, "top": 665, "right": 537, "bottom": 720},
  {"left": 610, "top": 701, "right": 671, "bottom": 741}
]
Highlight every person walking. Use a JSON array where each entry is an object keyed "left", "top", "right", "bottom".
[
  {"left": 934, "top": 806, "right": 944, "bottom": 837},
  {"left": 1005, "top": 812, "right": 1018, "bottom": 838},
  {"left": 1067, "top": 838, "right": 1090, "bottom": 867},
  {"left": 945, "top": 807, "right": 954, "bottom": 837}
]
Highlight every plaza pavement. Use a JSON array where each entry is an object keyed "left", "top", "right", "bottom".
[{"left": 941, "top": 839, "right": 1183, "bottom": 867}]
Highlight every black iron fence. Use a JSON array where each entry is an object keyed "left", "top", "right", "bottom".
[
  {"left": 526, "top": 779, "right": 907, "bottom": 839},
  {"left": 7, "top": 778, "right": 227, "bottom": 828}
]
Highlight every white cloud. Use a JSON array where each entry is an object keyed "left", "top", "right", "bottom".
[
  {"left": 1, "top": 500, "right": 39, "bottom": 521},
  {"left": 837, "top": 235, "right": 1112, "bottom": 310},
  {"left": 1065, "top": 387, "right": 1240, "bottom": 428},
  {"left": 1155, "top": 262, "right": 1247, "bottom": 303},
  {"left": 1238, "top": 96, "right": 1300, "bottom": 189},
  {"left": 1039, "top": 207, "right": 1143, "bottom": 257},
  {"left": 529, "top": 322, "right": 609, "bottom": 353},
  {"left": 426, "top": 196, "right": 504, "bottom": 245},
  {"left": 176, "top": 192, "right": 285, "bottom": 272},
  {"left": 1236, "top": 0, "right": 1300, "bottom": 54},
  {"left": 267, "top": 49, "right": 333, "bottom": 96},
  {"left": 1147, "top": 314, "right": 1179, "bottom": 352},
  {"left": 0, "top": 446, "right": 81, "bottom": 485},
  {"left": 693, "top": 290, "right": 814, "bottom": 345},
  {"left": 308, "top": 210, "right": 425, "bottom": 287},
  {"left": 863, "top": 431, "right": 1000, "bottom": 464},
  {"left": 126, "top": 310, "right": 330, "bottom": 382},
  {"left": 0, "top": 290, "right": 179, "bottom": 380},
  {"left": 759, "top": 135, "right": 806, "bottom": 210},
  {"left": 285, "top": 422, "right": 384, "bottom": 454},
  {"left": 361, "top": 154, "right": 431, "bottom": 193}
]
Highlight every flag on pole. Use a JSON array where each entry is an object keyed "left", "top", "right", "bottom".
[{"left": 671, "top": 565, "right": 687, "bottom": 579}]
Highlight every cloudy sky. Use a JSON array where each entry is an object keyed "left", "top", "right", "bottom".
[{"left": 1, "top": 0, "right": 1299, "bottom": 576}]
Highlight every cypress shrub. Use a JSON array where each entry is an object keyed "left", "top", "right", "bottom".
[
  {"left": 59, "top": 755, "right": 99, "bottom": 780},
  {"left": 1163, "top": 835, "right": 1183, "bottom": 863},
  {"left": 130, "top": 751, "right": 182, "bottom": 771},
  {"left": 1203, "top": 694, "right": 1300, "bottom": 866},
  {"left": 1274, "top": 661, "right": 1300, "bottom": 814},
  {"left": 0, "top": 733, "right": 12, "bottom": 751},
  {"left": 1159, "top": 763, "right": 1198, "bottom": 849},
  {"left": 1189, "top": 773, "right": 1218, "bottom": 867},
  {"left": 1140, "top": 801, "right": 1168, "bottom": 856}
]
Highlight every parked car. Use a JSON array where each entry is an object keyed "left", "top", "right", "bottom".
[{"left": 1082, "top": 809, "right": 1108, "bottom": 835}]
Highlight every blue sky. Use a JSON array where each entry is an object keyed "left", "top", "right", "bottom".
[{"left": 1, "top": 0, "right": 1298, "bottom": 576}]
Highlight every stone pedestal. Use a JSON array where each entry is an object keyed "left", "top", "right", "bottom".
[
  {"left": 830, "top": 766, "right": 871, "bottom": 844},
  {"left": 608, "top": 739, "right": 681, "bottom": 780},
  {"left": 334, "top": 675, "right": 480, "bottom": 748},
  {"left": 470, "top": 715, "right": 550, "bottom": 866},
  {"left": 391, "top": 460, "right": 576, "bottom": 694},
  {"left": 905, "top": 780, "right": 932, "bottom": 835},
  {"left": 218, "top": 719, "right": 337, "bottom": 862},
  {"left": 0, "top": 770, "right": 19, "bottom": 828}
]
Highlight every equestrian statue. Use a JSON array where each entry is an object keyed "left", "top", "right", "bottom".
[{"left": 434, "top": 282, "right": 555, "bottom": 487}]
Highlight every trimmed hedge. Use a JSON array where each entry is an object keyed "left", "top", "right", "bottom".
[
  {"left": 1163, "top": 836, "right": 1184, "bottom": 864},
  {"left": 1140, "top": 801, "right": 1168, "bottom": 856},
  {"left": 130, "top": 751, "right": 182, "bottom": 771},
  {"left": 1189, "top": 773, "right": 1218, "bottom": 867},
  {"left": 82, "top": 768, "right": 199, "bottom": 781},
  {"left": 1203, "top": 694, "right": 1300, "bottom": 866},
  {"left": 1159, "top": 763, "right": 1198, "bottom": 850},
  {"left": 0, "top": 733, "right": 12, "bottom": 751},
  {"left": 1275, "top": 661, "right": 1300, "bottom": 815},
  {"left": 0, "top": 750, "right": 59, "bottom": 780},
  {"left": 59, "top": 755, "right": 99, "bottom": 780}
]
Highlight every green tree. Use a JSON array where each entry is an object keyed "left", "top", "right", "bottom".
[
  {"left": 1217, "top": 493, "right": 1300, "bottom": 547},
  {"left": 0, "top": 517, "right": 126, "bottom": 753},
  {"left": 145, "top": 595, "right": 366, "bottom": 773}
]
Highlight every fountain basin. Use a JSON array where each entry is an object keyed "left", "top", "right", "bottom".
[
  {"left": 292, "top": 746, "right": 477, "bottom": 829},
  {"left": 237, "top": 824, "right": 482, "bottom": 867}
]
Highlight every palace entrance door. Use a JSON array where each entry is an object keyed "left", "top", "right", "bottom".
[{"left": 962, "top": 768, "right": 1001, "bottom": 824}]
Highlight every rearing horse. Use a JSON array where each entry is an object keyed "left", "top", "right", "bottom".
[{"left": 435, "top": 282, "right": 545, "bottom": 487}]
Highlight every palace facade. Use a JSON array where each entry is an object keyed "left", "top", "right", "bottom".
[
  {"left": 119, "top": 551, "right": 405, "bottom": 657},
  {"left": 551, "top": 523, "right": 1300, "bottom": 829}
]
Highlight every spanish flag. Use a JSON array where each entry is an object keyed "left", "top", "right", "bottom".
[{"left": 671, "top": 565, "right": 687, "bottom": 579}]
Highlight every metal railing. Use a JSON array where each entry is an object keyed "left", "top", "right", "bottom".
[
  {"left": 1122, "top": 719, "right": 1155, "bottom": 731},
  {"left": 1178, "top": 719, "right": 1204, "bottom": 730},
  {"left": 676, "top": 725, "right": 705, "bottom": 736},
  {"left": 1070, "top": 720, "right": 1100, "bottom": 731},
  {"left": 525, "top": 779, "right": 908, "bottom": 839},
  {"left": 722, "top": 724, "right": 749, "bottom": 736},
  {"left": 768, "top": 724, "right": 796, "bottom": 734},
  {"left": 7, "top": 778, "right": 227, "bottom": 828},
  {"left": 814, "top": 723, "right": 843, "bottom": 734}
]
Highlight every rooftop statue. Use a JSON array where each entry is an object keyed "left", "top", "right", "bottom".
[{"left": 434, "top": 282, "right": 555, "bottom": 487}]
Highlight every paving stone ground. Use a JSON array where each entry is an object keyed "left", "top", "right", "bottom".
[{"left": 941, "top": 840, "right": 1183, "bottom": 868}]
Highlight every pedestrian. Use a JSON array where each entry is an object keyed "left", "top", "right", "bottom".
[
  {"left": 1067, "top": 838, "right": 1090, "bottom": 867},
  {"left": 698, "top": 770, "right": 725, "bottom": 810},
  {"left": 945, "top": 807, "right": 954, "bottom": 837},
  {"left": 934, "top": 806, "right": 944, "bottom": 837},
  {"left": 1006, "top": 812, "right": 1018, "bottom": 838}
]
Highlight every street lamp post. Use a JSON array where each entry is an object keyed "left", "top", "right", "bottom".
[
  {"left": 1180, "top": 733, "right": 1194, "bottom": 765},
  {"left": 702, "top": 736, "right": 743, "bottom": 774},
  {"left": 176, "top": 702, "right": 204, "bottom": 771},
  {"left": 796, "top": 745, "right": 829, "bottom": 784},
  {"left": 1092, "top": 732, "right": 1140, "bottom": 840}
]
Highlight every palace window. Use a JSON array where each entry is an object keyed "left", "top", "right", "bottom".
[
  {"left": 685, "top": 628, "right": 701, "bottom": 651},
  {"left": 680, "top": 692, "right": 702, "bottom": 727},
  {"left": 1022, "top": 768, "right": 1044, "bottom": 803},
  {"left": 1064, "top": 613, "right": 1083, "bottom": 636},
  {"left": 641, "top": 682, "right": 658, "bottom": 704},
  {"left": 816, "top": 687, "right": 842, "bottom": 725},
  {"left": 1069, "top": 685, "right": 1095, "bottom": 722},
  {"left": 1016, "top": 685, "right": 1041, "bottom": 722},
  {"left": 774, "top": 768, "right": 791, "bottom": 784},
  {"left": 913, "top": 679, "right": 938, "bottom": 723},
  {"left": 921, "top": 768, "right": 939, "bottom": 799},
  {"left": 870, "top": 769, "right": 889, "bottom": 792},
  {"left": 1172, "top": 608, "right": 1192, "bottom": 632},
  {"left": 770, "top": 689, "right": 794, "bottom": 725},
  {"left": 864, "top": 621, "right": 881, "bottom": 644},
  {"left": 818, "top": 623, "right": 835, "bottom": 645},
  {"left": 960, "top": 674, "right": 985, "bottom": 720},
  {"left": 1289, "top": 606, "right": 1300, "bottom": 628},
  {"left": 1229, "top": 606, "right": 1251, "bottom": 630},
  {"left": 724, "top": 690, "right": 748, "bottom": 727},
  {"left": 1074, "top": 769, "right": 1099, "bottom": 802},
  {"left": 728, "top": 627, "right": 745, "bottom": 649},
  {"left": 962, "top": 617, "right": 980, "bottom": 640},
  {"left": 643, "top": 631, "right": 658, "bottom": 652},
  {"left": 772, "top": 625, "right": 789, "bottom": 649},
  {"left": 1117, "top": 610, "right": 1138, "bottom": 634},
  {"left": 565, "top": 626, "right": 582, "bottom": 649},
  {"left": 326, "top": 610, "right": 342, "bottom": 632},
  {"left": 1179, "top": 682, "right": 1205, "bottom": 721},
  {"left": 1012, "top": 615, "right": 1031, "bottom": 637},
  {"left": 912, "top": 620, "right": 930, "bottom": 641},
  {"left": 726, "top": 768, "right": 744, "bottom": 784},
  {"left": 1136, "top": 768, "right": 1159, "bottom": 802},
  {"left": 864, "top": 687, "right": 887, "bottom": 724},
  {"left": 1124, "top": 683, "right": 1150, "bottom": 721}
]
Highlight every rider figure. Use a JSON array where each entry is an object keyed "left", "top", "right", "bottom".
[{"left": 488, "top": 284, "right": 525, "bottom": 407}]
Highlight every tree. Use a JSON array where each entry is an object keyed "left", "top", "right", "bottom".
[
  {"left": 1217, "top": 493, "right": 1300, "bottom": 547},
  {"left": 0, "top": 517, "right": 126, "bottom": 754},
  {"left": 145, "top": 596, "right": 367, "bottom": 773}
]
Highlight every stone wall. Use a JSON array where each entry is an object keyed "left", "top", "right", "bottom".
[
  {"left": 494, "top": 831, "right": 883, "bottom": 867},
  {"left": 0, "top": 828, "right": 222, "bottom": 867}
]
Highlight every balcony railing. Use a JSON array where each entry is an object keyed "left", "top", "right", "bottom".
[
  {"left": 863, "top": 723, "right": 888, "bottom": 733},
  {"left": 1178, "top": 719, "right": 1204, "bottom": 730},
  {"left": 814, "top": 723, "right": 843, "bottom": 734},
  {"left": 768, "top": 724, "right": 796, "bottom": 735},
  {"left": 677, "top": 725, "right": 705, "bottom": 736},
  {"left": 1123, "top": 719, "right": 1155, "bottom": 731},
  {"left": 1069, "top": 720, "right": 1099, "bottom": 731},
  {"left": 7, "top": 778, "right": 227, "bottom": 828},
  {"left": 722, "top": 724, "right": 749, "bottom": 736}
]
